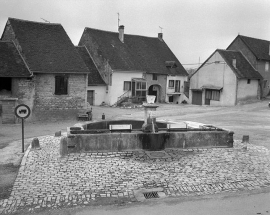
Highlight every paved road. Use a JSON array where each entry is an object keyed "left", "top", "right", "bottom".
[
  {"left": 74, "top": 191, "right": 270, "bottom": 215},
  {"left": 1, "top": 136, "right": 270, "bottom": 214}
]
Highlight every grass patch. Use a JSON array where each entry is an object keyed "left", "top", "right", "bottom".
[{"left": 0, "top": 163, "right": 20, "bottom": 200}]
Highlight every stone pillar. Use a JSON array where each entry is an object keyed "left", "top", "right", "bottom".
[
  {"left": 31, "top": 138, "right": 41, "bottom": 150},
  {"left": 55, "top": 131, "right": 61, "bottom": 137},
  {"left": 142, "top": 103, "right": 159, "bottom": 133},
  {"left": 60, "top": 137, "right": 68, "bottom": 157}
]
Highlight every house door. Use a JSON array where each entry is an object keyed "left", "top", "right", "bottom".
[
  {"left": 192, "top": 91, "right": 202, "bottom": 105},
  {"left": 87, "top": 90, "right": 94, "bottom": 105},
  {"left": 205, "top": 90, "right": 211, "bottom": 105}
]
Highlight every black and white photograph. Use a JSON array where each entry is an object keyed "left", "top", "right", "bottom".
[{"left": 0, "top": 0, "right": 270, "bottom": 214}]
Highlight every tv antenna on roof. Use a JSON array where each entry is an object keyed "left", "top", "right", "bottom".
[
  {"left": 159, "top": 26, "right": 163, "bottom": 33},
  {"left": 117, "top": 12, "right": 120, "bottom": 27},
  {"left": 41, "top": 18, "right": 50, "bottom": 23}
]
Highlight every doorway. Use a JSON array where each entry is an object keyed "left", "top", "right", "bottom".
[
  {"left": 148, "top": 85, "right": 160, "bottom": 102},
  {"left": 192, "top": 90, "right": 202, "bottom": 105},
  {"left": 87, "top": 90, "right": 94, "bottom": 105}
]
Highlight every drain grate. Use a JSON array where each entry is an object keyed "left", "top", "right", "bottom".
[{"left": 143, "top": 192, "right": 159, "bottom": 199}]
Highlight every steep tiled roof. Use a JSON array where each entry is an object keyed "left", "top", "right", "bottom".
[
  {"left": 0, "top": 41, "right": 31, "bottom": 77},
  {"left": 192, "top": 49, "right": 262, "bottom": 80},
  {"left": 5, "top": 18, "right": 89, "bottom": 74},
  {"left": 76, "top": 46, "right": 106, "bottom": 85},
  {"left": 79, "top": 28, "right": 188, "bottom": 76},
  {"left": 218, "top": 49, "right": 262, "bottom": 79},
  {"left": 230, "top": 35, "right": 270, "bottom": 61}
]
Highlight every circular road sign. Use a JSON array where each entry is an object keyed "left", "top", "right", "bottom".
[{"left": 15, "top": 104, "right": 31, "bottom": 119}]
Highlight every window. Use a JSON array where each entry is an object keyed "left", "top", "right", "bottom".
[
  {"left": 152, "top": 74, "right": 158, "bottom": 80},
  {"left": 123, "top": 81, "right": 131, "bottom": 90},
  {"left": 131, "top": 80, "right": 147, "bottom": 100},
  {"left": 175, "top": 80, "right": 180, "bottom": 92},
  {"left": 205, "top": 89, "right": 220, "bottom": 101},
  {"left": 55, "top": 76, "right": 68, "bottom": 95},
  {"left": 266, "top": 62, "right": 269, "bottom": 72},
  {"left": 211, "top": 90, "right": 220, "bottom": 101},
  {"left": 247, "top": 79, "right": 251, "bottom": 84},
  {"left": 169, "top": 80, "right": 174, "bottom": 88}
]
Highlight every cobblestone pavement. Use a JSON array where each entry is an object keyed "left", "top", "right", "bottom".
[{"left": 1, "top": 136, "right": 270, "bottom": 214}]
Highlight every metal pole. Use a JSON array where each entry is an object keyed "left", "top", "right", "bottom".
[{"left": 22, "top": 118, "right": 24, "bottom": 153}]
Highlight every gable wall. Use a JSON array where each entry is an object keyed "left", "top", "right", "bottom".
[{"left": 190, "top": 52, "right": 237, "bottom": 106}]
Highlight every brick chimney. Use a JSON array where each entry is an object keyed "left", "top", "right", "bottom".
[
  {"left": 158, "top": 33, "right": 163, "bottom": 41},
  {"left": 232, "top": 58, "right": 237, "bottom": 68},
  {"left": 118, "top": 25, "right": 124, "bottom": 43}
]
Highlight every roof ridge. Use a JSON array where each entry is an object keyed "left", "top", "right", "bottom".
[
  {"left": 239, "top": 34, "right": 270, "bottom": 43},
  {"left": 85, "top": 26, "right": 161, "bottom": 40},
  {"left": 8, "top": 17, "right": 61, "bottom": 26}
]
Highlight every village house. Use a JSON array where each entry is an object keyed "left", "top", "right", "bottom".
[
  {"left": 0, "top": 18, "right": 89, "bottom": 123},
  {"left": 190, "top": 49, "right": 262, "bottom": 106},
  {"left": 227, "top": 35, "right": 270, "bottom": 98},
  {"left": 78, "top": 25, "right": 189, "bottom": 106}
]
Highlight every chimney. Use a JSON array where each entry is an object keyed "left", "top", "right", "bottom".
[
  {"left": 158, "top": 33, "right": 163, "bottom": 41},
  {"left": 232, "top": 58, "right": 237, "bottom": 68},
  {"left": 118, "top": 25, "right": 124, "bottom": 43}
]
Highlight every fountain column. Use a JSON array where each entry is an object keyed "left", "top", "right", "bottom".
[{"left": 142, "top": 95, "right": 159, "bottom": 133}]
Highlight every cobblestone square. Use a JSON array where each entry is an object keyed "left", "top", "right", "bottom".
[{"left": 1, "top": 135, "right": 270, "bottom": 214}]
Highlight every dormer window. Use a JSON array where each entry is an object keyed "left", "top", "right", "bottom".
[{"left": 165, "top": 61, "right": 177, "bottom": 68}]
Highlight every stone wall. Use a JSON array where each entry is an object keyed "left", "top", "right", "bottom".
[{"left": 33, "top": 73, "right": 86, "bottom": 111}]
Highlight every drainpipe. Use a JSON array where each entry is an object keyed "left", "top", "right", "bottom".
[{"left": 235, "top": 77, "right": 238, "bottom": 105}]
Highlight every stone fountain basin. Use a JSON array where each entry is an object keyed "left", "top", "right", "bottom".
[{"left": 66, "top": 120, "right": 234, "bottom": 153}]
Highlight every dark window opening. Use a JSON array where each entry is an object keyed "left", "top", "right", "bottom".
[
  {"left": 55, "top": 76, "right": 68, "bottom": 95},
  {"left": 152, "top": 74, "right": 158, "bottom": 80},
  {"left": 169, "top": 80, "right": 174, "bottom": 88},
  {"left": 205, "top": 89, "right": 220, "bottom": 101},
  {"left": 247, "top": 79, "right": 251, "bottom": 84},
  {"left": 175, "top": 80, "right": 180, "bottom": 92},
  {"left": 123, "top": 81, "right": 131, "bottom": 90},
  {"left": 0, "top": 77, "right": 12, "bottom": 95}
]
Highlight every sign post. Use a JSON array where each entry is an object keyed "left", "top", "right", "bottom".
[{"left": 14, "top": 104, "right": 31, "bottom": 153}]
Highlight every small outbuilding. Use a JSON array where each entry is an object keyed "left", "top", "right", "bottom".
[{"left": 190, "top": 49, "right": 262, "bottom": 106}]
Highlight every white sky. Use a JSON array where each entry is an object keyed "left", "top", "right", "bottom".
[{"left": 1, "top": 0, "right": 270, "bottom": 69}]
